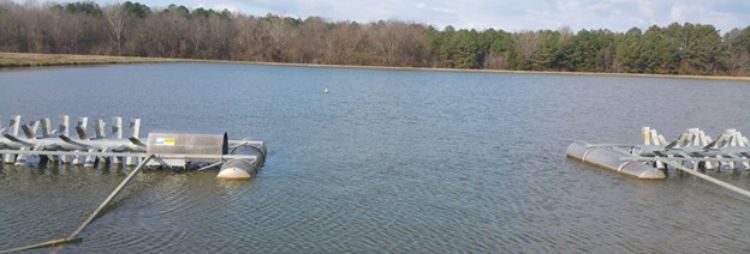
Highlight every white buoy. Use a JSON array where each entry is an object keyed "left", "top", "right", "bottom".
[{"left": 324, "top": 87, "right": 329, "bottom": 94}]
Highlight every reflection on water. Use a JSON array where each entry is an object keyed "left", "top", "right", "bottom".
[{"left": 1, "top": 63, "right": 749, "bottom": 252}]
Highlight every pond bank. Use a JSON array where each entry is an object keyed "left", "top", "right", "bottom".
[
  {"left": 2, "top": 52, "right": 748, "bottom": 81},
  {"left": 0, "top": 52, "right": 180, "bottom": 68}
]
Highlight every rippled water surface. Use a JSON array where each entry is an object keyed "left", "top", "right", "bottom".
[{"left": 1, "top": 63, "right": 749, "bottom": 253}]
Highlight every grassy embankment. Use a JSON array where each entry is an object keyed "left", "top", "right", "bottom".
[
  {"left": 2, "top": 52, "right": 749, "bottom": 81},
  {"left": 0, "top": 52, "right": 181, "bottom": 67}
]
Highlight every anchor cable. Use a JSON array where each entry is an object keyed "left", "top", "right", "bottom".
[
  {"left": 661, "top": 160, "right": 750, "bottom": 199},
  {"left": 0, "top": 154, "right": 157, "bottom": 254}
]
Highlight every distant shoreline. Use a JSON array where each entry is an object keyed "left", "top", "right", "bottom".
[
  {"left": 2, "top": 52, "right": 749, "bottom": 81},
  {"left": 0, "top": 52, "right": 179, "bottom": 68}
]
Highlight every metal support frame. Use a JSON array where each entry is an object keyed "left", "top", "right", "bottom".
[{"left": 0, "top": 115, "right": 263, "bottom": 169}]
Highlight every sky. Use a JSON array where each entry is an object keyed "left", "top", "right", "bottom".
[{"left": 48, "top": 0, "right": 750, "bottom": 32}]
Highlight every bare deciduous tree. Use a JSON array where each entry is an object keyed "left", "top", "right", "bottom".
[
  {"left": 0, "top": 1, "right": 748, "bottom": 75},
  {"left": 103, "top": 3, "right": 129, "bottom": 55}
]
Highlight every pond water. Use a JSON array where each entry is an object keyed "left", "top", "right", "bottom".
[{"left": 0, "top": 63, "right": 749, "bottom": 253}]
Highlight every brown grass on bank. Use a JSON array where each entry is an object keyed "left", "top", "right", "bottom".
[
  {"left": 2, "top": 52, "right": 749, "bottom": 81},
  {"left": 0, "top": 52, "right": 180, "bottom": 67}
]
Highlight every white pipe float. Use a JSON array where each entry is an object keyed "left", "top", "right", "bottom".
[
  {"left": 567, "top": 141, "right": 666, "bottom": 179},
  {"left": 569, "top": 127, "right": 750, "bottom": 198},
  {"left": 217, "top": 141, "right": 266, "bottom": 180}
]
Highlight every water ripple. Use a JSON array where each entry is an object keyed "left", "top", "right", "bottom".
[{"left": 1, "top": 64, "right": 750, "bottom": 252}]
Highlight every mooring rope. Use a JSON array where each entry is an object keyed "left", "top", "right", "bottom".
[{"left": 0, "top": 154, "right": 157, "bottom": 254}]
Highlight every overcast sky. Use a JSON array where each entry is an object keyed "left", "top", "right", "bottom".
[{"left": 67, "top": 0, "right": 750, "bottom": 32}]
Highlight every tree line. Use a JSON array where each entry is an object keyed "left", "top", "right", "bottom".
[{"left": 1, "top": 1, "right": 749, "bottom": 76}]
